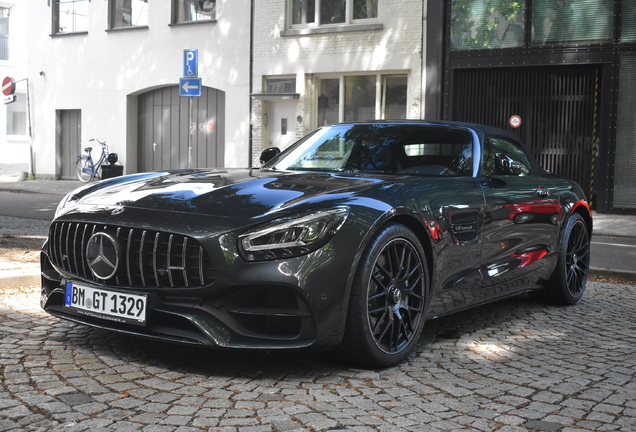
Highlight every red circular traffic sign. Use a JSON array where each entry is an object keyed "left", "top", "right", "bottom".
[
  {"left": 2, "top": 76, "right": 15, "bottom": 96},
  {"left": 509, "top": 115, "right": 522, "bottom": 128}
]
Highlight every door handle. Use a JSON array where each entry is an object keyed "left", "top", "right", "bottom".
[
  {"left": 536, "top": 186, "right": 551, "bottom": 198},
  {"left": 153, "top": 142, "right": 157, "bottom": 152}
]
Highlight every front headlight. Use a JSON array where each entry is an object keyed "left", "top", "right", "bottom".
[{"left": 238, "top": 207, "right": 349, "bottom": 261}]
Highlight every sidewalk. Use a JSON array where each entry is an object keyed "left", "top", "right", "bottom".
[{"left": 1, "top": 177, "right": 635, "bottom": 287}]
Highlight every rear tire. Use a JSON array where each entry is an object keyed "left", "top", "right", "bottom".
[
  {"left": 546, "top": 213, "right": 590, "bottom": 305},
  {"left": 342, "top": 224, "right": 428, "bottom": 368},
  {"left": 76, "top": 158, "right": 94, "bottom": 182}
]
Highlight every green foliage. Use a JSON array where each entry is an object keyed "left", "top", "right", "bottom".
[{"left": 451, "top": 0, "right": 523, "bottom": 49}]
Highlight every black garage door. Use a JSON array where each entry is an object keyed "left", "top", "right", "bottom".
[{"left": 452, "top": 65, "right": 599, "bottom": 200}]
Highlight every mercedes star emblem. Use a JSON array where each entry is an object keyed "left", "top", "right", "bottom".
[{"left": 86, "top": 232, "right": 120, "bottom": 280}]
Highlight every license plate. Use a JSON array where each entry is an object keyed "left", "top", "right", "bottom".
[{"left": 64, "top": 282, "right": 147, "bottom": 325}]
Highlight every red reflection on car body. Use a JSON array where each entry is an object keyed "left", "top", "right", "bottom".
[
  {"left": 426, "top": 220, "right": 443, "bottom": 240},
  {"left": 503, "top": 199, "right": 562, "bottom": 220},
  {"left": 511, "top": 249, "right": 549, "bottom": 269}
]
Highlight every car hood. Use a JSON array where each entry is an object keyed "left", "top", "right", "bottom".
[{"left": 61, "top": 168, "right": 381, "bottom": 220}]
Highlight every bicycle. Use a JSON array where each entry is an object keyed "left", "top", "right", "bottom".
[{"left": 76, "top": 139, "right": 117, "bottom": 182}]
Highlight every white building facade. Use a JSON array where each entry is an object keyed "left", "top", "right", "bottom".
[
  {"left": 19, "top": 0, "right": 428, "bottom": 178},
  {"left": 26, "top": 0, "right": 251, "bottom": 179},
  {"left": 251, "top": 0, "right": 425, "bottom": 166},
  {"left": 0, "top": 0, "right": 29, "bottom": 178}
]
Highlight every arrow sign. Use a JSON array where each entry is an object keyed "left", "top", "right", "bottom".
[{"left": 179, "top": 77, "right": 202, "bottom": 97}]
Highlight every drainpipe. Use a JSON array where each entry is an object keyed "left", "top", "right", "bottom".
[{"left": 248, "top": 0, "right": 254, "bottom": 167}]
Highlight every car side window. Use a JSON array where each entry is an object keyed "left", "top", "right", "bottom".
[{"left": 483, "top": 136, "right": 532, "bottom": 176}]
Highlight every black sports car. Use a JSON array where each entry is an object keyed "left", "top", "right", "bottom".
[{"left": 41, "top": 121, "right": 592, "bottom": 368}]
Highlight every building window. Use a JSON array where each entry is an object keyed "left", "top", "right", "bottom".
[
  {"left": 450, "top": 0, "right": 525, "bottom": 50},
  {"left": 6, "top": 92, "right": 27, "bottom": 136},
  {"left": 317, "top": 74, "right": 407, "bottom": 126},
  {"left": 621, "top": 0, "right": 636, "bottom": 42},
  {"left": 291, "top": 0, "right": 377, "bottom": 27},
  {"left": 110, "top": 0, "right": 148, "bottom": 28},
  {"left": 54, "top": 0, "right": 88, "bottom": 34},
  {"left": 0, "top": 7, "right": 8, "bottom": 61},
  {"left": 532, "top": 0, "right": 613, "bottom": 45},
  {"left": 267, "top": 77, "right": 296, "bottom": 94},
  {"left": 172, "top": 0, "right": 215, "bottom": 24}
]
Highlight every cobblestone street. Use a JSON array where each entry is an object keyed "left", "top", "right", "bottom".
[{"left": 1, "top": 281, "right": 635, "bottom": 432}]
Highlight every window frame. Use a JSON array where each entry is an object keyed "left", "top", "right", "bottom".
[
  {"left": 0, "top": 6, "right": 9, "bottom": 62},
  {"left": 52, "top": 0, "right": 89, "bottom": 35},
  {"left": 287, "top": 0, "right": 379, "bottom": 31},
  {"left": 315, "top": 73, "right": 409, "bottom": 128},
  {"left": 171, "top": 0, "right": 216, "bottom": 25},
  {"left": 108, "top": 0, "right": 148, "bottom": 30}
]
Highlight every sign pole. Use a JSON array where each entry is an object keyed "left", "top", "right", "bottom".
[
  {"left": 180, "top": 49, "right": 200, "bottom": 169},
  {"left": 188, "top": 97, "right": 193, "bottom": 169}
]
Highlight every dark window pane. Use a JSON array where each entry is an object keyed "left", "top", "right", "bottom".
[
  {"left": 621, "top": 0, "right": 636, "bottom": 42},
  {"left": 320, "top": 0, "right": 346, "bottom": 24},
  {"left": 451, "top": 0, "right": 525, "bottom": 50},
  {"left": 345, "top": 76, "right": 376, "bottom": 121},
  {"left": 112, "top": 0, "right": 148, "bottom": 28},
  {"left": 267, "top": 78, "right": 296, "bottom": 94},
  {"left": 383, "top": 76, "right": 407, "bottom": 119},
  {"left": 353, "top": 0, "right": 377, "bottom": 19},
  {"left": 292, "top": 0, "right": 315, "bottom": 24},
  {"left": 174, "top": 0, "right": 215, "bottom": 23},
  {"left": 318, "top": 79, "right": 339, "bottom": 126},
  {"left": 532, "top": 0, "right": 612, "bottom": 45}
]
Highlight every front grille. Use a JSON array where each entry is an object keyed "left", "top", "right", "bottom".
[{"left": 48, "top": 222, "right": 215, "bottom": 289}]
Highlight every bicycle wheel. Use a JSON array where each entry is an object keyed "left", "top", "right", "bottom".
[{"left": 76, "top": 157, "right": 94, "bottom": 182}]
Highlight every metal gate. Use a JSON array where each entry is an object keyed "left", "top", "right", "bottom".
[
  {"left": 451, "top": 65, "right": 598, "bottom": 198},
  {"left": 138, "top": 85, "right": 225, "bottom": 172}
]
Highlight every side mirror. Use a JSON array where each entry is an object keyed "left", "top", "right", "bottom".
[
  {"left": 260, "top": 147, "right": 281, "bottom": 165},
  {"left": 494, "top": 153, "right": 523, "bottom": 176}
]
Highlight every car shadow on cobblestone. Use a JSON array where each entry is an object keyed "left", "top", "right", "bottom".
[{"left": 51, "top": 293, "right": 555, "bottom": 375}]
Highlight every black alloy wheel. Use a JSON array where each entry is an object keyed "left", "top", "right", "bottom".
[
  {"left": 548, "top": 213, "right": 590, "bottom": 305},
  {"left": 343, "top": 224, "right": 428, "bottom": 368}
]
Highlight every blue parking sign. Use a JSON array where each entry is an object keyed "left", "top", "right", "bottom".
[
  {"left": 179, "top": 77, "right": 202, "bottom": 97},
  {"left": 184, "top": 49, "right": 198, "bottom": 78}
]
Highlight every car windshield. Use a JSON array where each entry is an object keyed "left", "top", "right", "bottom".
[{"left": 269, "top": 123, "right": 474, "bottom": 177}]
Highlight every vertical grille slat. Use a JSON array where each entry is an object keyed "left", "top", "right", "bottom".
[
  {"left": 153, "top": 232, "right": 160, "bottom": 287},
  {"left": 198, "top": 246, "right": 204, "bottom": 286},
  {"left": 167, "top": 234, "right": 175, "bottom": 288},
  {"left": 126, "top": 228, "right": 134, "bottom": 286},
  {"left": 181, "top": 237, "right": 188, "bottom": 287},
  {"left": 48, "top": 222, "right": 214, "bottom": 289},
  {"left": 139, "top": 230, "right": 147, "bottom": 287}
]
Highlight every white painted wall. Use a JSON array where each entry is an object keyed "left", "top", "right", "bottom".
[
  {"left": 0, "top": 0, "right": 30, "bottom": 177},
  {"left": 26, "top": 0, "right": 251, "bottom": 178}
]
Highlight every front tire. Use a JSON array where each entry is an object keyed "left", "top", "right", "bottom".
[
  {"left": 342, "top": 224, "right": 428, "bottom": 368},
  {"left": 547, "top": 213, "right": 590, "bottom": 305},
  {"left": 76, "top": 158, "right": 94, "bottom": 182}
]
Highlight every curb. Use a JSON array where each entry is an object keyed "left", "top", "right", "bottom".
[{"left": 589, "top": 268, "right": 636, "bottom": 283}]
